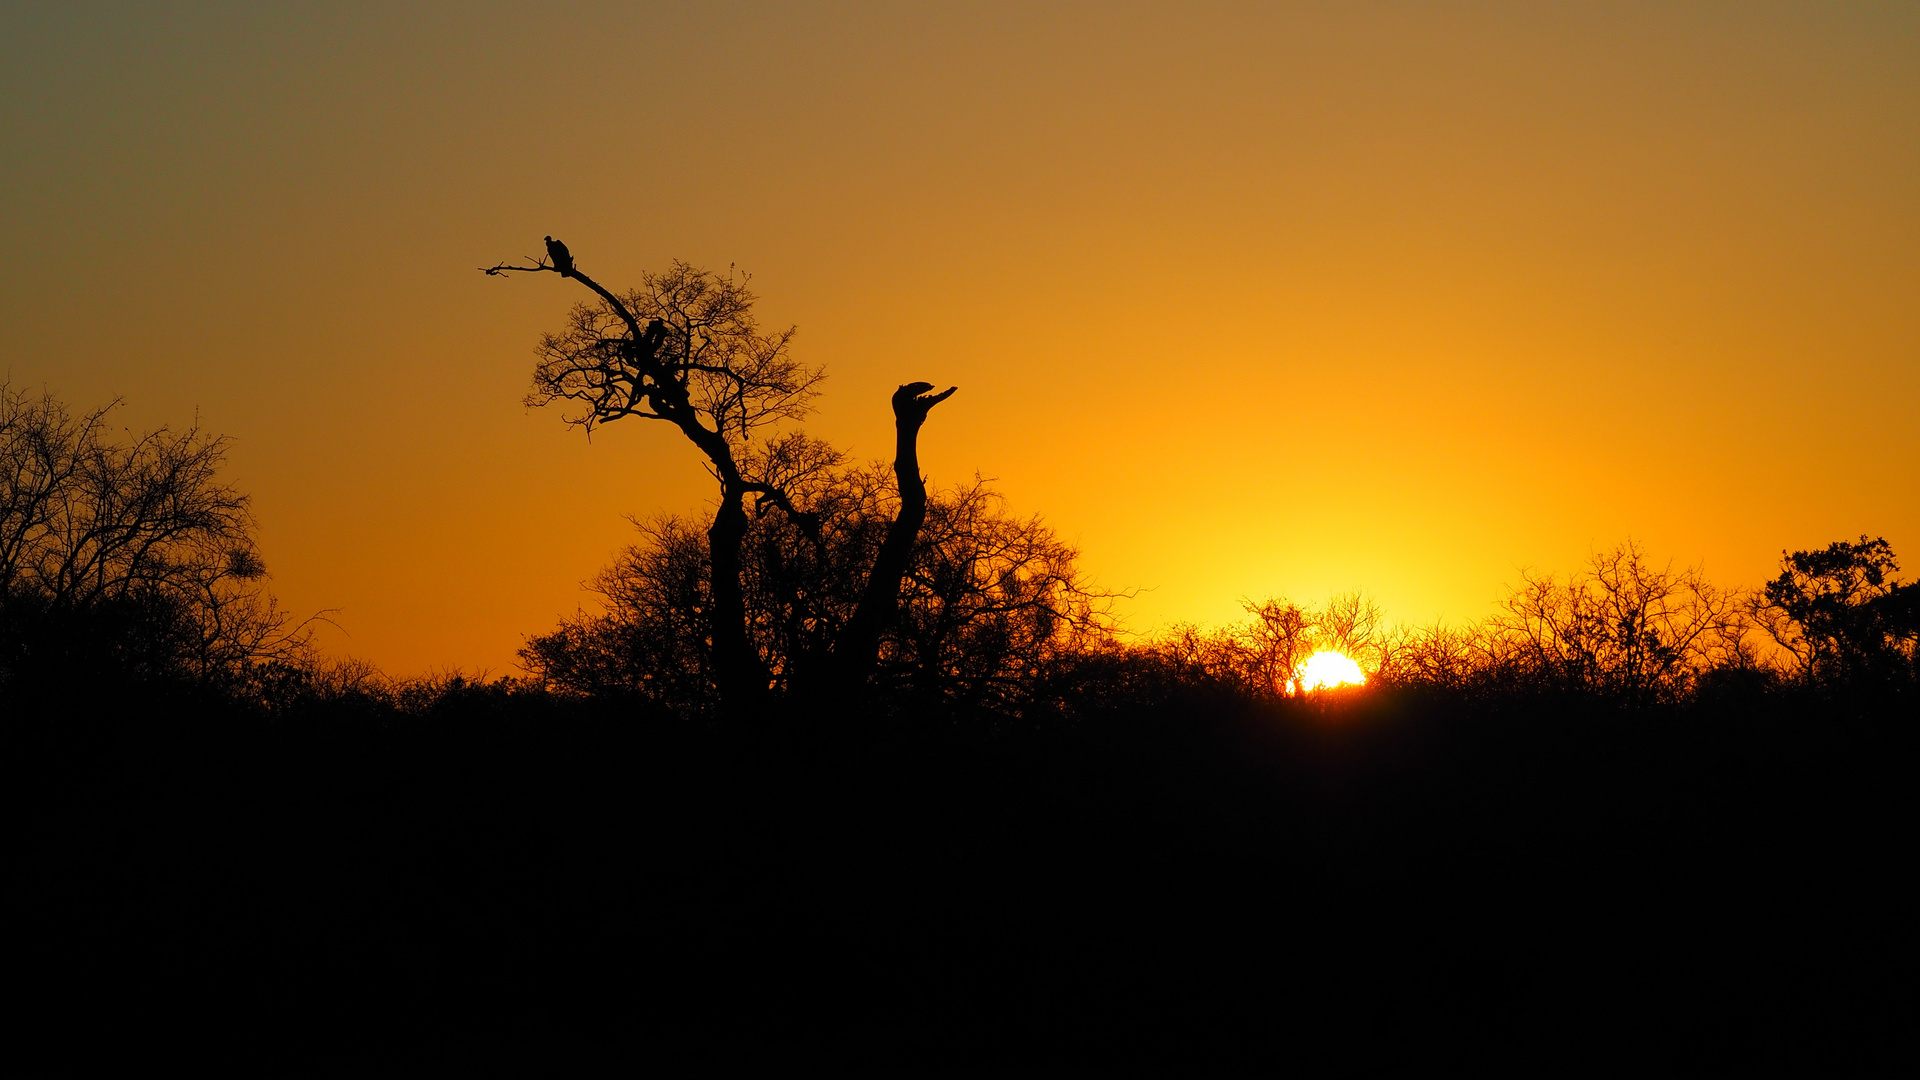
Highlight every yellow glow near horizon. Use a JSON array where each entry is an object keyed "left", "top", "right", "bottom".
[{"left": 1295, "top": 652, "right": 1368, "bottom": 694}]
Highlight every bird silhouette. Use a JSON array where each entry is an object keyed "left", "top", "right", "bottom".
[
  {"left": 638, "top": 318, "right": 668, "bottom": 361},
  {"left": 545, "top": 236, "right": 574, "bottom": 277}
]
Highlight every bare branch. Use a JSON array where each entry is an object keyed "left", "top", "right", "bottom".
[{"left": 480, "top": 256, "right": 558, "bottom": 277}]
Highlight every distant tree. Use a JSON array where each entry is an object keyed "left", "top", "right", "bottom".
[
  {"left": 0, "top": 383, "right": 304, "bottom": 691},
  {"left": 486, "top": 240, "right": 955, "bottom": 712},
  {"left": 518, "top": 515, "right": 717, "bottom": 707},
  {"left": 1756, "top": 536, "right": 1917, "bottom": 686},
  {"left": 1315, "top": 591, "right": 1389, "bottom": 672},
  {"left": 1381, "top": 621, "right": 1486, "bottom": 690},
  {"left": 1489, "top": 541, "right": 1751, "bottom": 706},
  {"left": 1239, "top": 598, "right": 1316, "bottom": 698},
  {"left": 1193, "top": 591, "right": 1388, "bottom": 700}
]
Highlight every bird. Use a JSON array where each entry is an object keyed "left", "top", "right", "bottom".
[
  {"left": 545, "top": 236, "right": 574, "bottom": 277},
  {"left": 640, "top": 318, "right": 667, "bottom": 359}
]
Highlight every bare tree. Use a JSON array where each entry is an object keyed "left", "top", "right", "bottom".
[
  {"left": 519, "top": 514, "right": 718, "bottom": 708},
  {"left": 1382, "top": 621, "right": 1485, "bottom": 689},
  {"left": 486, "top": 245, "right": 824, "bottom": 710},
  {"left": 1316, "top": 591, "right": 1387, "bottom": 671},
  {"left": 1240, "top": 598, "right": 1317, "bottom": 698},
  {"left": 1490, "top": 541, "right": 1750, "bottom": 706},
  {"left": 889, "top": 476, "right": 1109, "bottom": 711},
  {"left": 1, "top": 383, "right": 306, "bottom": 688}
]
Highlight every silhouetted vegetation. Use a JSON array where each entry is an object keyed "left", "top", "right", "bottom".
[
  {"left": 521, "top": 456, "right": 1109, "bottom": 717},
  {"left": 1, "top": 382, "right": 307, "bottom": 697},
  {"left": 1756, "top": 535, "right": 1920, "bottom": 689},
  {"left": 12, "top": 361, "right": 1914, "bottom": 1071}
]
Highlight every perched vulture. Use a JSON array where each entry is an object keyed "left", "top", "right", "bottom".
[{"left": 544, "top": 236, "right": 574, "bottom": 276}]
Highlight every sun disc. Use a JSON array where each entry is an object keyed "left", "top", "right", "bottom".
[{"left": 1295, "top": 650, "right": 1367, "bottom": 692}]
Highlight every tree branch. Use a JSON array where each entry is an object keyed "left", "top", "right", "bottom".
[{"left": 479, "top": 256, "right": 557, "bottom": 277}]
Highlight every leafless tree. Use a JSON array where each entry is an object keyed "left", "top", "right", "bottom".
[
  {"left": 518, "top": 514, "right": 718, "bottom": 708},
  {"left": 889, "top": 476, "right": 1110, "bottom": 711},
  {"left": 488, "top": 240, "right": 959, "bottom": 710},
  {"left": 1239, "top": 598, "right": 1317, "bottom": 698},
  {"left": 1380, "top": 621, "right": 1485, "bottom": 689},
  {"left": 1489, "top": 541, "right": 1751, "bottom": 705},
  {"left": 1205, "top": 591, "right": 1389, "bottom": 698},
  {"left": 1316, "top": 591, "right": 1388, "bottom": 671},
  {"left": 486, "top": 246, "right": 824, "bottom": 710},
  {"left": 1, "top": 383, "right": 307, "bottom": 688}
]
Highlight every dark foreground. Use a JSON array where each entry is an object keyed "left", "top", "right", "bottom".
[{"left": 15, "top": 681, "right": 1911, "bottom": 1075}]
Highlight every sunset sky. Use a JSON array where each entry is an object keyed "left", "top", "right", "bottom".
[{"left": 4, "top": 2, "right": 1915, "bottom": 675}]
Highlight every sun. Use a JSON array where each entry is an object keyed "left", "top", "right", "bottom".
[{"left": 1294, "top": 650, "right": 1368, "bottom": 693}]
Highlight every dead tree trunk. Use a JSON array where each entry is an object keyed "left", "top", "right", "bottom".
[
  {"left": 835, "top": 382, "right": 955, "bottom": 692},
  {"left": 707, "top": 476, "right": 773, "bottom": 715},
  {"left": 649, "top": 388, "right": 774, "bottom": 716}
]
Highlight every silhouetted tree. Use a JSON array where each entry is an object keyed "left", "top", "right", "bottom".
[
  {"left": 886, "top": 475, "right": 1107, "bottom": 711},
  {"left": 1137, "top": 591, "right": 1391, "bottom": 702},
  {"left": 0, "top": 383, "right": 304, "bottom": 690},
  {"left": 1381, "top": 621, "right": 1485, "bottom": 690},
  {"left": 487, "top": 240, "right": 959, "bottom": 713},
  {"left": 1239, "top": 598, "right": 1316, "bottom": 698},
  {"left": 521, "top": 465, "right": 1107, "bottom": 715},
  {"left": 1488, "top": 541, "right": 1752, "bottom": 705},
  {"left": 1315, "top": 591, "right": 1390, "bottom": 672},
  {"left": 518, "top": 515, "right": 717, "bottom": 707},
  {"left": 1756, "top": 536, "right": 1917, "bottom": 687},
  {"left": 486, "top": 246, "right": 823, "bottom": 711}
]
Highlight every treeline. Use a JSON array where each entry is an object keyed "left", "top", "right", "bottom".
[
  {"left": 1149, "top": 535, "right": 1917, "bottom": 709},
  {"left": 5, "top": 377, "right": 1914, "bottom": 719},
  {"left": 18, "top": 242, "right": 1911, "bottom": 719},
  {"left": 523, "top": 518, "right": 1917, "bottom": 721}
]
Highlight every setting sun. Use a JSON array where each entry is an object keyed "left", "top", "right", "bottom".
[{"left": 1295, "top": 651, "right": 1368, "bottom": 693}]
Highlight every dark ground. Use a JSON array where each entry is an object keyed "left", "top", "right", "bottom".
[{"left": 13, "top": 679, "right": 1912, "bottom": 1075}]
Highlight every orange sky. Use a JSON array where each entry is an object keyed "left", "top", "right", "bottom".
[{"left": 4, "top": 2, "right": 1915, "bottom": 675}]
